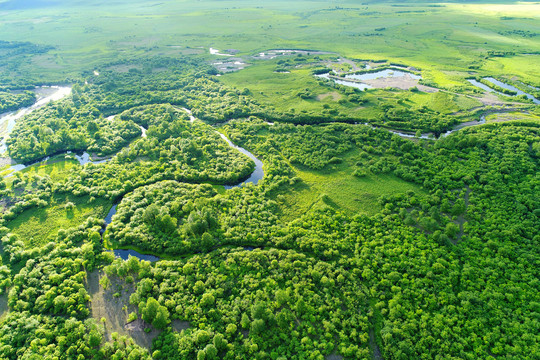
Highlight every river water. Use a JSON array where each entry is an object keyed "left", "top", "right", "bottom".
[
  {"left": 315, "top": 73, "right": 372, "bottom": 90},
  {"left": 315, "top": 68, "right": 422, "bottom": 91},
  {"left": 219, "top": 133, "right": 264, "bottom": 189},
  {"left": 468, "top": 78, "right": 540, "bottom": 104},
  {"left": 102, "top": 110, "right": 265, "bottom": 262},
  {"left": 483, "top": 77, "right": 540, "bottom": 105},
  {"left": 0, "top": 86, "right": 72, "bottom": 154}
]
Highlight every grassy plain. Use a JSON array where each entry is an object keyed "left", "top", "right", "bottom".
[
  {"left": 278, "top": 149, "right": 426, "bottom": 221},
  {"left": 0, "top": 1, "right": 539, "bottom": 88},
  {"left": 485, "top": 111, "right": 540, "bottom": 123},
  {"left": 6, "top": 194, "right": 111, "bottom": 248},
  {"left": 0, "top": 0, "right": 537, "bottom": 227}
]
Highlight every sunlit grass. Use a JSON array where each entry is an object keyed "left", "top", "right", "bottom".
[
  {"left": 6, "top": 194, "right": 111, "bottom": 248},
  {"left": 277, "top": 150, "right": 426, "bottom": 221}
]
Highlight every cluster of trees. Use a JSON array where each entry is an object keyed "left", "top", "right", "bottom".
[
  {"left": 0, "top": 173, "right": 53, "bottom": 224},
  {"left": 0, "top": 312, "right": 151, "bottom": 360},
  {"left": 6, "top": 87, "right": 142, "bottom": 162},
  {"left": 58, "top": 104, "right": 254, "bottom": 200},
  {"left": 381, "top": 105, "right": 458, "bottom": 134},
  {"left": 217, "top": 118, "right": 539, "bottom": 358},
  {"left": 0, "top": 218, "right": 151, "bottom": 359},
  {"left": 0, "top": 90, "right": 36, "bottom": 113},
  {"left": 105, "top": 181, "right": 221, "bottom": 255},
  {"left": 104, "top": 248, "right": 371, "bottom": 359}
]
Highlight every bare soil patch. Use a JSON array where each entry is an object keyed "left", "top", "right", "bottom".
[
  {"left": 85, "top": 270, "right": 161, "bottom": 350},
  {"left": 317, "top": 92, "right": 342, "bottom": 101},
  {"left": 0, "top": 293, "right": 8, "bottom": 320},
  {"left": 361, "top": 74, "right": 433, "bottom": 91}
]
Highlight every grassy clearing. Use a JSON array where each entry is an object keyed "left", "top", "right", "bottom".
[
  {"left": 6, "top": 194, "right": 111, "bottom": 248},
  {"left": 222, "top": 59, "right": 486, "bottom": 119},
  {"left": 408, "top": 92, "right": 482, "bottom": 114},
  {"left": 277, "top": 150, "right": 425, "bottom": 221},
  {"left": 485, "top": 111, "right": 540, "bottom": 123},
  {"left": 221, "top": 61, "right": 366, "bottom": 116},
  {"left": 5, "top": 158, "right": 80, "bottom": 186}
]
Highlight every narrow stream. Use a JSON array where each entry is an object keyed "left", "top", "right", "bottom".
[
  {"left": 103, "top": 108, "right": 265, "bottom": 262},
  {"left": 219, "top": 133, "right": 264, "bottom": 189},
  {"left": 483, "top": 77, "right": 540, "bottom": 104},
  {"left": 468, "top": 78, "right": 540, "bottom": 104},
  {"left": 3, "top": 151, "right": 113, "bottom": 178}
]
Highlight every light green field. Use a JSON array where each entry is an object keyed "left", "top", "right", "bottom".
[
  {"left": 6, "top": 194, "right": 111, "bottom": 248},
  {"left": 5, "top": 159, "right": 80, "bottom": 185},
  {"left": 407, "top": 91, "right": 483, "bottom": 114},
  {"left": 221, "top": 60, "right": 485, "bottom": 119},
  {"left": 220, "top": 61, "right": 382, "bottom": 119},
  {"left": 485, "top": 111, "right": 540, "bottom": 123},
  {"left": 278, "top": 150, "right": 425, "bottom": 220},
  {"left": 0, "top": 1, "right": 538, "bottom": 88}
]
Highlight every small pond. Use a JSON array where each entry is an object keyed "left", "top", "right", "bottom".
[
  {"left": 315, "top": 73, "right": 372, "bottom": 91},
  {"left": 316, "top": 68, "right": 421, "bottom": 91},
  {"left": 345, "top": 69, "right": 421, "bottom": 81}
]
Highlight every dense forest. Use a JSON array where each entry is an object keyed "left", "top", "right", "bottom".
[{"left": 0, "top": 1, "right": 539, "bottom": 358}]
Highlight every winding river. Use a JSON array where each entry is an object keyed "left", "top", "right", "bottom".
[
  {"left": 1, "top": 88, "right": 516, "bottom": 262},
  {"left": 382, "top": 115, "right": 487, "bottom": 140},
  {"left": 468, "top": 78, "right": 540, "bottom": 105},
  {"left": 102, "top": 108, "right": 265, "bottom": 261}
]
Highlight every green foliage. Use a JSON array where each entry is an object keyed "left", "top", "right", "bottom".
[
  {"left": 0, "top": 90, "right": 36, "bottom": 113},
  {"left": 0, "top": 5, "right": 539, "bottom": 358}
]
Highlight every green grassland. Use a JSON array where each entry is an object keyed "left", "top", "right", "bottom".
[
  {"left": 0, "top": 1, "right": 539, "bottom": 88},
  {"left": 5, "top": 158, "right": 80, "bottom": 184},
  {"left": 220, "top": 60, "right": 382, "bottom": 120},
  {"left": 6, "top": 194, "right": 111, "bottom": 248},
  {"left": 485, "top": 110, "right": 540, "bottom": 123},
  {"left": 220, "top": 60, "right": 485, "bottom": 120},
  {"left": 278, "top": 149, "right": 426, "bottom": 221}
]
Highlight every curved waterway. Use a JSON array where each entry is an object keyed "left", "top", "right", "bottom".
[
  {"left": 468, "top": 78, "right": 540, "bottom": 104},
  {"left": 103, "top": 108, "right": 265, "bottom": 262},
  {"left": 3, "top": 150, "right": 112, "bottom": 178},
  {"left": 104, "top": 106, "right": 516, "bottom": 262},
  {"left": 219, "top": 133, "right": 264, "bottom": 189},
  {"left": 379, "top": 114, "right": 487, "bottom": 140},
  {"left": 0, "top": 86, "right": 72, "bottom": 154}
]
